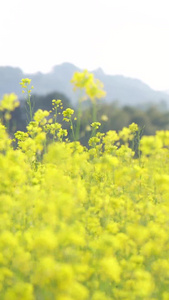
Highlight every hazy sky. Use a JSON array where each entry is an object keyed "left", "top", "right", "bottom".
[{"left": 1, "top": 0, "right": 169, "bottom": 90}]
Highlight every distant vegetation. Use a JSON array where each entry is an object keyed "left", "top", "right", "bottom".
[{"left": 8, "top": 94, "right": 169, "bottom": 146}]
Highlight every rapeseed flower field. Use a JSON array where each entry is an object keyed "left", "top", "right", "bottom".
[{"left": 0, "top": 74, "right": 169, "bottom": 299}]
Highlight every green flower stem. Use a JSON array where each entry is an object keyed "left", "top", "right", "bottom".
[
  {"left": 53, "top": 107, "right": 58, "bottom": 142},
  {"left": 26, "top": 87, "right": 33, "bottom": 122},
  {"left": 75, "top": 99, "right": 82, "bottom": 140},
  {"left": 92, "top": 100, "right": 97, "bottom": 123},
  {"left": 70, "top": 118, "right": 76, "bottom": 141},
  {"left": 91, "top": 128, "right": 96, "bottom": 138}
]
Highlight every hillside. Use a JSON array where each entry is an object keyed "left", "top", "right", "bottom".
[{"left": 1, "top": 63, "right": 169, "bottom": 107}]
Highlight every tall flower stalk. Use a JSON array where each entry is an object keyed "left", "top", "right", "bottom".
[
  {"left": 19, "top": 78, "right": 34, "bottom": 123},
  {"left": 71, "top": 70, "right": 106, "bottom": 140},
  {"left": 62, "top": 108, "right": 75, "bottom": 141}
]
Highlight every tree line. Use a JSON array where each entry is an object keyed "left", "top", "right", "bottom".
[{"left": 6, "top": 91, "right": 169, "bottom": 146}]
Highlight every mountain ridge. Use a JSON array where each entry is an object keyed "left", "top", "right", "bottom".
[{"left": 0, "top": 62, "right": 169, "bottom": 108}]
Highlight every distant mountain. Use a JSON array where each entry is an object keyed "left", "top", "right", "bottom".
[{"left": 1, "top": 62, "right": 169, "bottom": 108}]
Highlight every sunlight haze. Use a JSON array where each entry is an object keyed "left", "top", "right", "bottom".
[{"left": 1, "top": 0, "right": 169, "bottom": 90}]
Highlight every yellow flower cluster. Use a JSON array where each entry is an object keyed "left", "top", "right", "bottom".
[
  {"left": 71, "top": 70, "right": 106, "bottom": 102},
  {"left": 1, "top": 91, "right": 169, "bottom": 299},
  {"left": 0, "top": 93, "right": 19, "bottom": 121}
]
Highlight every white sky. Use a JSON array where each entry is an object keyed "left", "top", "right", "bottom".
[{"left": 1, "top": 0, "right": 169, "bottom": 90}]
